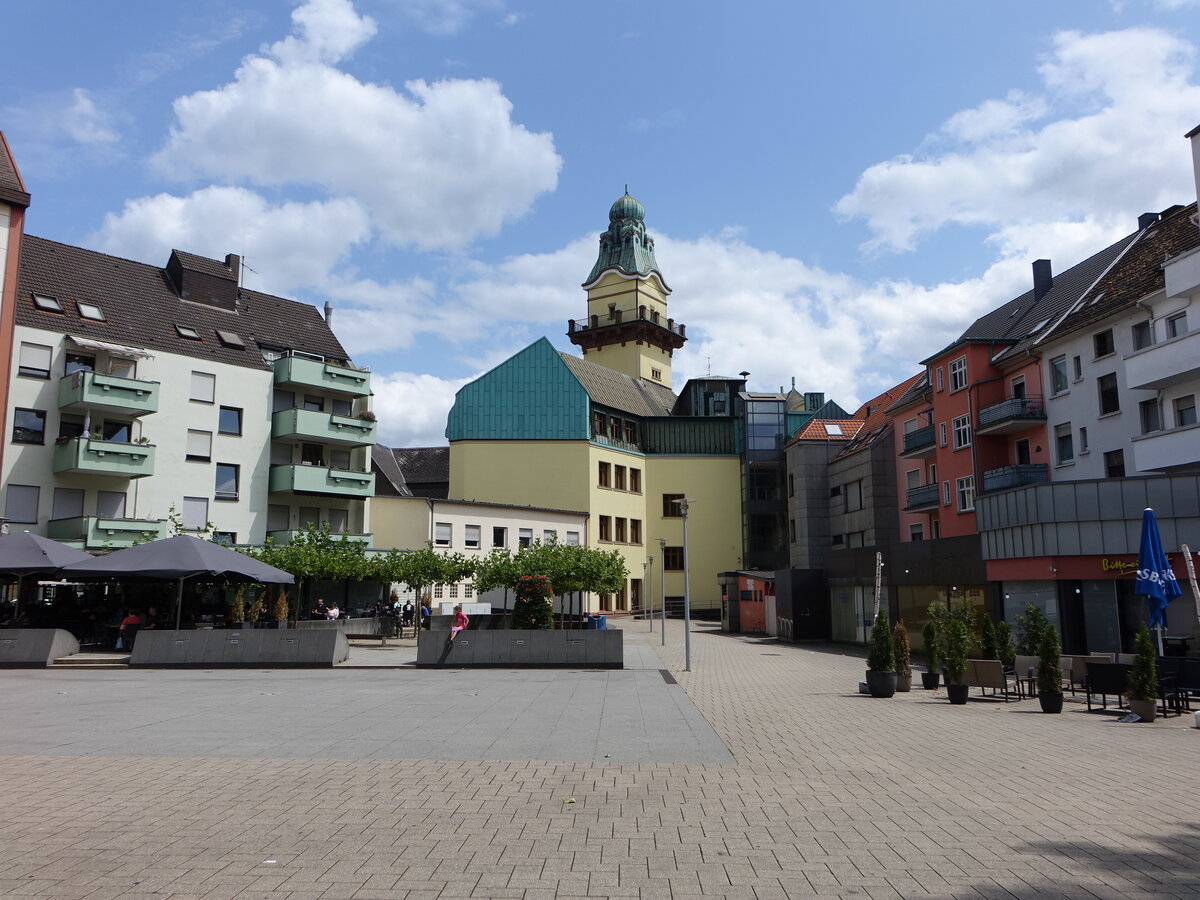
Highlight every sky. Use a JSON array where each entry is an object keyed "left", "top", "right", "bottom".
[{"left": 6, "top": 0, "right": 1200, "bottom": 447}]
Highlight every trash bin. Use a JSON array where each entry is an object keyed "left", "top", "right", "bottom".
[
  {"left": 586, "top": 615, "right": 607, "bottom": 630},
  {"left": 596, "top": 615, "right": 607, "bottom": 630}
]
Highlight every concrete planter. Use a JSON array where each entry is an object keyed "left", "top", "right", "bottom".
[
  {"left": 0, "top": 629, "right": 80, "bottom": 667},
  {"left": 416, "top": 628, "right": 622, "bottom": 668},
  {"left": 129, "top": 628, "right": 349, "bottom": 667}
]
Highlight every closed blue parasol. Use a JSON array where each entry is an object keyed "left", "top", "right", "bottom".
[{"left": 1135, "top": 507, "right": 1181, "bottom": 654}]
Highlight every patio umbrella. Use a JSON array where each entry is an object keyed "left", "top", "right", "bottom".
[
  {"left": 1135, "top": 507, "right": 1182, "bottom": 655},
  {"left": 61, "top": 535, "right": 293, "bottom": 628},
  {"left": 0, "top": 532, "right": 94, "bottom": 609}
]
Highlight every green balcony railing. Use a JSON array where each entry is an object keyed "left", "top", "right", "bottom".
[
  {"left": 48, "top": 516, "right": 166, "bottom": 548},
  {"left": 271, "top": 409, "right": 377, "bottom": 447},
  {"left": 272, "top": 355, "right": 371, "bottom": 397},
  {"left": 58, "top": 371, "right": 160, "bottom": 417},
  {"left": 268, "top": 464, "right": 375, "bottom": 498},
  {"left": 266, "top": 530, "right": 373, "bottom": 546},
  {"left": 53, "top": 437, "right": 156, "bottom": 479}
]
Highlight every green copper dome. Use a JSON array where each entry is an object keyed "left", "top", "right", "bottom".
[
  {"left": 609, "top": 190, "right": 645, "bottom": 222},
  {"left": 585, "top": 187, "right": 663, "bottom": 286}
]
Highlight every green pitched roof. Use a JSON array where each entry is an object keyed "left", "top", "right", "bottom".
[{"left": 583, "top": 190, "right": 666, "bottom": 286}]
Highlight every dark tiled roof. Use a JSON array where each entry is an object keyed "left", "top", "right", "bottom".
[
  {"left": 1044, "top": 203, "right": 1200, "bottom": 341},
  {"left": 371, "top": 445, "right": 412, "bottom": 498},
  {"left": 392, "top": 447, "right": 450, "bottom": 498},
  {"left": 0, "top": 132, "right": 30, "bottom": 207},
  {"left": 559, "top": 352, "right": 677, "bottom": 417},
  {"left": 884, "top": 370, "right": 931, "bottom": 414},
  {"left": 15, "top": 236, "right": 350, "bottom": 370},
  {"left": 172, "top": 249, "right": 237, "bottom": 280}
]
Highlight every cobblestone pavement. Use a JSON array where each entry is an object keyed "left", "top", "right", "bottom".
[{"left": 2, "top": 619, "right": 1198, "bottom": 899}]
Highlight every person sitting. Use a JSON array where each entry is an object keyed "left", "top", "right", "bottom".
[
  {"left": 118, "top": 609, "right": 142, "bottom": 650},
  {"left": 401, "top": 601, "right": 415, "bottom": 628},
  {"left": 311, "top": 599, "right": 328, "bottom": 620},
  {"left": 325, "top": 602, "right": 340, "bottom": 620},
  {"left": 142, "top": 606, "right": 163, "bottom": 629}
]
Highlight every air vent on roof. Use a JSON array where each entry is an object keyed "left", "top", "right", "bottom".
[
  {"left": 216, "top": 330, "right": 245, "bottom": 349},
  {"left": 77, "top": 301, "right": 105, "bottom": 321},
  {"left": 176, "top": 325, "right": 201, "bottom": 340},
  {"left": 32, "top": 294, "right": 63, "bottom": 312}
]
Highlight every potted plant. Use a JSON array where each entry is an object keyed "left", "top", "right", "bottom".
[
  {"left": 979, "top": 614, "right": 999, "bottom": 660},
  {"left": 230, "top": 587, "right": 246, "bottom": 628},
  {"left": 1036, "top": 623, "right": 1063, "bottom": 713},
  {"left": 273, "top": 590, "right": 290, "bottom": 629},
  {"left": 921, "top": 619, "right": 941, "bottom": 689},
  {"left": 942, "top": 615, "right": 970, "bottom": 704},
  {"left": 356, "top": 409, "right": 377, "bottom": 422},
  {"left": 865, "top": 611, "right": 896, "bottom": 697},
  {"left": 996, "top": 621, "right": 1016, "bottom": 671},
  {"left": 1125, "top": 624, "right": 1158, "bottom": 722},
  {"left": 893, "top": 620, "right": 912, "bottom": 692},
  {"left": 245, "top": 588, "right": 265, "bottom": 627}
]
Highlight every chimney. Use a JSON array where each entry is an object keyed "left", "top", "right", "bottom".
[
  {"left": 1032, "top": 259, "right": 1053, "bottom": 301},
  {"left": 323, "top": 300, "right": 333, "bottom": 325},
  {"left": 1137, "top": 212, "right": 1159, "bottom": 230},
  {"left": 224, "top": 253, "right": 241, "bottom": 284},
  {"left": 1187, "top": 123, "right": 1200, "bottom": 210}
]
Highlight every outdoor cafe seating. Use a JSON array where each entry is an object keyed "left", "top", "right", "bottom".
[{"left": 1084, "top": 660, "right": 1185, "bottom": 718}]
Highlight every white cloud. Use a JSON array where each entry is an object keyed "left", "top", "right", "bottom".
[
  {"left": 372, "top": 370, "right": 475, "bottom": 447},
  {"left": 392, "top": 0, "right": 506, "bottom": 35},
  {"left": 152, "top": 0, "right": 560, "bottom": 250},
  {"left": 835, "top": 28, "right": 1200, "bottom": 253},
  {"left": 63, "top": 89, "right": 119, "bottom": 145}
]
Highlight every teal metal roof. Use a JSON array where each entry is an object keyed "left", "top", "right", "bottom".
[{"left": 583, "top": 189, "right": 666, "bottom": 286}]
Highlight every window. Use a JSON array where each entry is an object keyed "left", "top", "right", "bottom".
[
  {"left": 182, "top": 497, "right": 209, "bottom": 531},
  {"left": 845, "top": 480, "right": 863, "bottom": 512},
  {"left": 464, "top": 584, "right": 474, "bottom": 598},
  {"left": 1072, "top": 356, "right": 1083, "bottom": 381},
  {"left": 1055, "top": 423, "right": 1074, "bottom": 463},
  {"left": 936, "top": 367, "right": 944, "bottom": 391},
  {"left": 543, "top": 529, "right": 557, "bottom": 543},
  {"left": 939, "top": 422, "right": 947, "bottom": 447},
  {"left": 434, "top": 522, "right": 452, "bottom": 547},
  {"left": 267, "top": 505, "right": 289, "bottom": 531},
  {"left": 906, "top": 469, "right": 921, "bottom": 491},
  {"left": 1166, "top": 312, "right": 1187, "bottom": 339},
  {"left": 591, "top": 411, "right": 605, "bottom": 437},
  {"left": 928, "top": 463, "right": 937, "bottom": 485},
  {"left": 615, "top": 518, "right": 627, "bottom": 542},
  {"left": 598, "top": 461, "right": 611, "bottom": 487},
  {"left": 77, "top": 301, "right": 105, "bottom": 320},
  {"left": 1104, "top": 450, "right": 1126, "bottom": 478},
  {"left": 215, "top": 463, "right": 239, "bottom": 500},
  {"left": 949, "top": 357, "right": 967, "bottom": 391},
  {"left": 1093, "top": 329, "right": 1115, "bottom": 358},
  {"left": 328, "top": 449, "right": 351, "bottom": 470},
  {"left": 1079, "top": 426, "right": 1089, "bottom": 455},
  {"left": 610, "top": 418, "right": 621, "bottom": 441},
  {"left": 102, "top": 420, "right": 131, "bottom": 443},
  {"left": 331, "top": 398, "right": 352, "bottom": 417},
  {"left": 465, "top": 525, "right": 481, "bottom": 549},
  {"left": 663, "top": 546, "right": 684, "bottom": 570},
  {"left": 109, "top": 357, "right": 136, "bottom": 379},
  {"left": 186, "top": 429, "right": 212, "bottom": 461},
  {"left": 492, "top": 526, "right": 507, "bottom": 548},
  {"left": 1132, "top": 320, "right": 1153, "bottom": 350},
  {"left": 952, "top": 415, "right": 971, "bottom": 449},
  {"left": 303, "top": 395, "right": 324, "bottom": 412},
  {"left": 662, "top": 493, "right": 683, "bottom": 517},
  {"left": 52, "top": 487, "right": 84, "bottom": 520},
  {"left": 788, "top": 473, "right": 794, "bottom": 497},
  {"left": 32, "top": 293, "right": 62, "bottom": 312},
  {"left": 190, "top": 371, "right": 215, "bottom": 403},
  {"left": 1140, "top": 399, "right": 1162, "bottom": 434},
  {"left": 97, "top": 491, "right": 127, "bottom": 518},
  {"left": 301, "top": 443, "right": 323, "bottom": 466},
  {"left": 909, "top": 523, "right": 924, "bottom": 541},
  {"left": 625, "top": 421, "right": 637, "bottom": 444},
  {"left": 829, "top": 485, "right": 841, "bottom": 498},
  {"left": 273, "top": 390, "right": 294, "bottom": 413},
  {"left": 614, "top": 465, "right": 626, "bottom": 490},
  {"left": 831, "top": 534, "right": 844, "bottom": 546},
  {"left": 299, "top": 507, "right": 320, "bottom": 528},
  {"left": 1050, "top": 356, "right": 1068, "bottom": 395},
  {"left": 599, "top": 516, "right": 612, "bottom": 542},
  {"left": 4, "top": 485, "right": 39, "bottom": 523},
  {"left": 327, "top": 508, "right": 349, "bottom": 534},
  {"left": 943, "top": 480, "right": 951, "bottom": 506},
  {"left": 1171, "top": 394, "right": 1197, "bottom": 428},
  {"left": 518, "top": 528, "right": 533, "bottom": 548},
  {"left": 565, "top": 531, "right": 580, "bottom": 546},
  {"left": 213, "top": 532, "right": 236, "bottom": 546},
  {"left": 218, "top": 407, "right": 243, "bottom": 435},
  {"left": 449, "top": 584, "right": 458, "bottom": 599},
  {"left": 64, "top": 352, "right": 94, "bottom": 375},
  {"left": 789, "top": 519, "right": 796, "bottom": 542},
  {"left": 216, "top": 330, "right": 244, "bottom": 348},
  {"left": 630, "top": 519, "right": 642, "bottom": 544},
  {"left": 12, "top": 408, "right": 46, "bottom": 444},
  {"left": 630, "top": 468, "right": 641, "bottom": 493},
  {"left": 1011, "top": 375, "right": 1026, "bottom": 399},
  {"left": 651, "top": 368, "right": 662, "bottom": 381},
  {"left": 18, "top": 342, "right": 52, "bottom": 379},
  {"left": 956, "top": 475, "right": 975, "bottom": 512},
  {"left": 433, "top": 585, "right": 444, "bottom": 599},
  {"left": 1097, "top": 373, "right": 1119, "bottom": 415},
  {"left": 176, "top": 325, "right": 201, "bottom": 340}
]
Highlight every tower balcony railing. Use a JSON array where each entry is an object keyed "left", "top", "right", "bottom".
[
  {"left": 568, "top": 305, "right": 685, "bottom": 337},
  {"left": 981, "top": 463, "right": 1049, "bottom": 493}
]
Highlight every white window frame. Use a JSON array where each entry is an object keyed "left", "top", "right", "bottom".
[
  {"left": 956, "top": 476, "right": 975, "bottom": 512},
  {"left": 1050, "top": 356, "right": 1068, "bottom": 395},
  {"left": 943, "top": 480, "right": 951, "bottom": 506},
  {"left": 182, "top": 497, "right": 209, "bottom": 531},
  {"left": 1055, "top": 423, "right": 1074, "bottom": 463},
  {"left": 190, "top": 371, "right": 216, "bottom": 403},
  {"left": 186, "top": 429, "right": 213, "bottom": 462},
  {"left": 18, "top": 342, "right": 52, "bottom": 379},
  {"left": 465, "top": 524, "right": 481, "bottom": 549},
  {"left": 434, "top": 522, "right": 452, "bottom": 547},
  {"left": 949, "top": 357, "right": 967, "bottom": 392},
  {"left": 952, "top": 415, "right": 972, "bottom": 450}
]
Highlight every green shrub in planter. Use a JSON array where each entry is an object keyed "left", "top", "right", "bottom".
[
  {"left": 942, "top": 617, "right": 969, "bottom": 684},
  {"left": 922, "top": 618, "right": 941, "bottom": 672},
  {"left": 892, "top": 620, "right": 911, "bottom": 676},
  {"left": 979, "top": 614, "right": 999, "bottom": 660},
  {"left": 1126, "top": 624, "right": 1158, "bottom": 703},
  {"left": 1015, "top": 602, "right": 1050, "bottom": 656},
  {"left": 996, "top": 621, "right": 1016, "bottom": 670},
  {"left": 867, "top": 611, "right": 895, "bottom": 671},
  {"left": 1036, "top": 624, "right": 1062, "bottom": 696}
]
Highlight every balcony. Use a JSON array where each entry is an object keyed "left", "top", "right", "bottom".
[
  {"left": 982, "top": 463, "right": 1049, "bottom": 493},
  {"left": 269, "top": 464, "right": 375, "bottom": 498},
  {"left": 1131, "top": 423, "right": 1200, "bottom": 473},
  {"left": 899, "top": 424, "right": 936, "bottom": 458},
  {"left": 271, "top": 409, "right": 377, "bottom": 447},
  {"left": 273, "top": 354, "right": 371, "bottom": 398},
  {"left": 904, "top": 483, "right": 939, "bottom": 511},
  {"left": 53, "top": 437, "right": 155, "bottom": 479},
  {"left": 1124, "top": 330, "right": 1200, "bottom": 390},
  {"left": 267, "top": 530, "right": 373, "bottom": 546},
  {"left": 976, "top": 395, "right": 1046, "bottom": 435},
  {"left": 58, "top": 370, "right": 160, "bottom": 417},
  {"left": 47, "top": 516, "right": 166, "bottom": 549}
]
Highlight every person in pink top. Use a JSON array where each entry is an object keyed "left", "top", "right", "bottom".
[{"left": 449, "top": 605, "right": 469, "bottom": 642}]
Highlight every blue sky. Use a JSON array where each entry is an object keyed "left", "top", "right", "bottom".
[{"left": 6, "top": 0, "right": 1200, "bottom": 446}]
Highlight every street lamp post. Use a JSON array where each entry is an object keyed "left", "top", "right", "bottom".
[
  {"left": 679, "top": 497, "right": 697, "bottom": 672},
  {"left": 644, "top": 556, "right": 654, "bottom": 633},
  {"left": 657, "top": 537, "right": 666, "bottom": 647}
]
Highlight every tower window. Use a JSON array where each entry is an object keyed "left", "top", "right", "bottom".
[{"left": 651, "top": 368, "right": 662, "bottom": 381}]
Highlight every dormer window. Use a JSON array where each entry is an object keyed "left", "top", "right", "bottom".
[
  {"left": 216, "top": 330, "right": 245, "bottom": 349},
  {"left": 176, "top": 325, "right": 201, "bottom": 340},
  {"left": 32, "top": 294, "right": 62, "bottom": 312},
  {"left": 77, "top": 301, "right": 105, "bottom": 320}
]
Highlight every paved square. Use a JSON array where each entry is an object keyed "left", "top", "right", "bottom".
[{"left": 2, "top": 620, "right": 1198, "bottom": 899}]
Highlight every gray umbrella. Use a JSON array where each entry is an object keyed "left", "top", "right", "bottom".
[
  {"left": 0, "top": 532, "right": 95, "bottom": 611},
  {"left": 61, "top": 535, "right": 294, "bottom": 628}
]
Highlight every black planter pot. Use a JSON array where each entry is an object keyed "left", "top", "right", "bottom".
[
  {"left": 921, "top": 671, "right": 941, "bottom": 690},
  {"left": 1038, "top": 691, "right": 1064, "bottom": 714},
  {"left": 865, "top": 669, "right": 897, "bottom": 698},
  {"left": 946, "top": 683, "right": 969, "bottom": 705}
]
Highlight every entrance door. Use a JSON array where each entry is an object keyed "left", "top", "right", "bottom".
[{"left": 1015, "top": 438, "right": 1031, "bottom": 466}]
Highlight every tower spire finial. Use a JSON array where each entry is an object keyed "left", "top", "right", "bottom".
[{"left": 624, "top": 183, "right": 629, "bottom": 194}]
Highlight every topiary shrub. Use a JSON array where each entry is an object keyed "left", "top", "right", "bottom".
[
  {"left": 892, "top": 620, "right": 911, "bottom": 677},
  {"left": 867, "top": 611, "right": 895, "bottom": 672},
  {"left": 942, "top": 617, "right": 969, "bottom": 684},
  {"left": 1015, "top": 602, "right": 1050, "bottom": 655},
  {"left": 1126, "top": 624, "right": 1158, "bottom": 702},
  {"left": 922, "top": 619, "right": 941, "bottom": 672},
  {"left": 996, "top": 621, "right": 1016, "bottom": 669},
  {"left": 979, "top": 614, "right": 999, "bottom": 660},
  {"left": 1036, "top": 624, "right": 1062, "bottom": 696},
  {"left": 512, "top": 574, "right": 554, "bottom": 630}
]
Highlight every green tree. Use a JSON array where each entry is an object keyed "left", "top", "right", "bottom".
[
  {"left": 922, "top": 618, "right": 941, "bottom": 672},
  {"left": 979, "top": 614, "right": 999, "bottom": 660},
  {"left": 1014, "top": 602, "right": 1051, "bottom": 656},
  {"left": 1126, "top": 624, "right": 1158, "bottom": 702},
  {"left": 892, "top": 620, "right": 911, "bottom": 677},
  {"left": 995, "top": 621, "right": 1016, "bottom": 669},
  {"left": 1036, "top": 623, "right": 1062, "bottom": 696}
]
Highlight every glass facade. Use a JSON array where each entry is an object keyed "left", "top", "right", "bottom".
[{"left": 738, "top": 395, "right": 788, "bottom": 570}]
